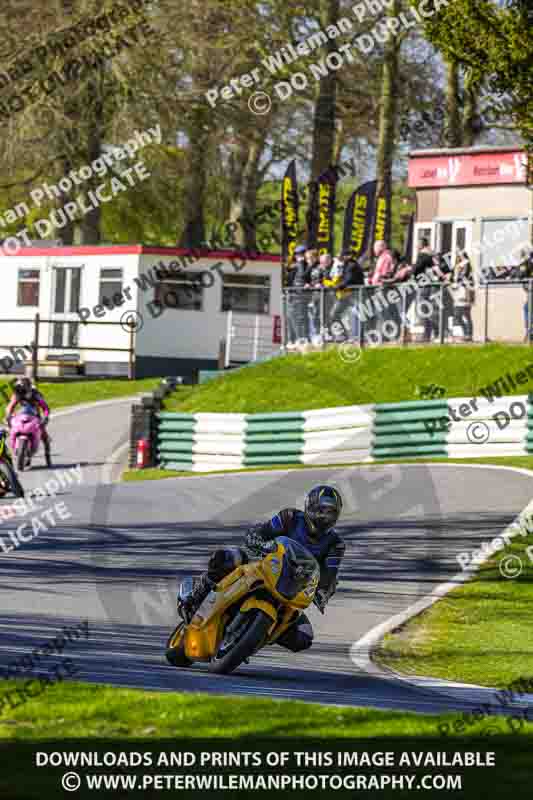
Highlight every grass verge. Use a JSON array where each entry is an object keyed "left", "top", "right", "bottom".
[
  {"left": 377, "top": 529, "right": 533, "bottom": 687},
  {"left": 0, "top": 679, "right": 531, "bottom": 739},
  {"left": 163, "top": 345, "right": 533, "bottom": 413}
]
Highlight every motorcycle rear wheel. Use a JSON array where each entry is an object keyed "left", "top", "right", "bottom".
[{"left": 208, "top": 610, "right": 272, "bottom": 675}]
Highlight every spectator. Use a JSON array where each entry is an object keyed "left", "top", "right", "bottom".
[
  {"left": 412, "top": 238, "right": 437, "bottom": 342},
  {"left": 332, "top": 250, "right": 365, "bottom": 343},
  {"left": 519, "top": 248, "right": 533, "bottom": 341},
  {"left": 386, "top": 253, "right": 415, "bottom": 341},
  {"left": 379, "top": 249, "right": 405, "bottom": 341},
  {"left": 322, "top": 255, "right": 344, "bottom": 341},
  {"left": 413, "top": 238, "right": 434, "bottom": 279},
  {"left": 367, "top": 240, "right": 395, "bottom": 343},
  {"left": 451, "top": 251, "right": 475, "bottom": 342},
  {"left": 434, "top": 251, "right": 454, "bottom": 341},
  {"left": 306, "top": 253, "right": 328, "bottom": 345},
  {"left": 369, "top": 240, "right": 395, "bottom": 285}
]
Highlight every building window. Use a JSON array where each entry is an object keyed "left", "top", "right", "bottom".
[
  {"left": 480, "top": 218, "right": 530, "bottom": 279},
  {"left": 99, "top": 268, "right": 123, "bottom": 305},
  {"left": 17, "top": 270, "right": 40, "bottom": 306},
  {"left": 221, "top": 274, "right": 270, "bottom": 314},
  {"left": 54, "top": 267, "right": 81, "bottom": 313},
  {"left": 155, "top": 272, "right": 205, "bottom": 311}
]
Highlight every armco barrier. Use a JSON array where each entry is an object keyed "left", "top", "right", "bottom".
[{"left": 155, "top": 395, "right": 531, "bottom": 472}]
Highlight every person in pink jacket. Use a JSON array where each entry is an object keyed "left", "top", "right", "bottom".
[
  {"left": 369, "top": 240, "right": 395, "bottom": 285},
  {"left": 366, "top": 240, "right": 395, "bottom": 342},
  {"left": 5, "top": 377, "right": 51, "bottom": 467}
]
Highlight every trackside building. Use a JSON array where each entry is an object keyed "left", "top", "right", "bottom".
[
  {"left": 409, "top": 145, "right": 532, "bottom": 342},
  {"left": 0, "top": 245, "right": 282, "bottom": 378},
  {"left": 409, "top": 145, "right": 531, "bottom": 271}
]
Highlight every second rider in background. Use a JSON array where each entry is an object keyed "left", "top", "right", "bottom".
[{"left": 5, "top": 377, "right": 52, "bottom": 467}]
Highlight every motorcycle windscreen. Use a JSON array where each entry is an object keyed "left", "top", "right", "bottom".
[{"left": 274, "top": 537, "right": 320, "bottom": 600}]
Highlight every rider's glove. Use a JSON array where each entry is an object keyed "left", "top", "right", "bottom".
[
  {"left": 245, "top": 528, "right": 276, "bottom": 557},
  {"left": 259, "top": 539, "right": 277, "bottom": 555},
  {"left": 313, "top": 589, "right": 329, "bottom": 614},
  {"left": 245, "top": 528, "right": 264, "bottom": 555}
]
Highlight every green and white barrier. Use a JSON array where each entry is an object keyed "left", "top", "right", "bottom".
[{"left": 156, "top": 395, "right": 532, "bottom": 472}]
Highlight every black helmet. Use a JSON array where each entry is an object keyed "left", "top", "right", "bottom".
[
  {"left": 305, "top": 485, "right": 343, "bottom": 536},
  {"left": 15, "top": 377, "right": 32, "bottom": 401}
]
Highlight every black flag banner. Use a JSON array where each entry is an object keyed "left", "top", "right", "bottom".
[
  {"left": 342, "top": 179, "right": 377, "bottom": 260},
  {"left": 307, "top": 166, "right": 339, "bottom": 256},
  {"left": 280, "top": 160, "right": 299, "bottom": 266},
  {"left": 372, "top": 191, "right": 392, "bottom": 246}
]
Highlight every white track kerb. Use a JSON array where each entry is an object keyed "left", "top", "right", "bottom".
[{"left": 350, "top": 465, "right": 533, "bottom": 709}]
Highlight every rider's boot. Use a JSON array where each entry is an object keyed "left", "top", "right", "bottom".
[
  {"left": 179, "top": 573, "right": 215, "bottom": 623},
  {"left": 44, "top": 439, "right": 52, "bottom": 468}
]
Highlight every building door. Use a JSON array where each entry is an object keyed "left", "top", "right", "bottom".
[
  {"left": 435, "top": 221, "right": 472, "bottom": 268},
  {"left": 50, "top": 267, "right": 82, "bottom": 352},
  {"left": 451, "top": 221, "right": 472, "bottom": 266}
]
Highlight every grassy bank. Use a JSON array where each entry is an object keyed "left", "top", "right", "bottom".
[
  {"left": 378, "top": 529, "right": 533, "bottom": 687},
  {"left": 0, "top": 377, "right": 159, "bottom": 417},
  {"left": 163, "top": 345, "right": 533, "bottom": 414}
]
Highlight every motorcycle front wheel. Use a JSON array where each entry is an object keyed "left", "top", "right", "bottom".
[
  {"left": 208, "top": 610, "right": 272, "bottom": 675},
  {"left": 165, "top": 623, "right": 192, "bottom": 668},
  {"left": 17, "top": 439, "right": 28, "bottom": 472},
  {"left": 0, "top": 461, "right": 24, "bottom": 498}
]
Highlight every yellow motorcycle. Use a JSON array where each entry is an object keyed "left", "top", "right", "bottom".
[
  {"left": 165, "top": 536, "right": 320, "bottom": 675},
  {"left": 0, "top": 427, "right": 24, "bottom": 498}
]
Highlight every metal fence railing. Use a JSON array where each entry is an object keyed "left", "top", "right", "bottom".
[
  {"left": 282, "top": 280, "right": 533, "bottom": 347},
  {"left": 0, "top": 314, "right": 136, "bottom": 380}
]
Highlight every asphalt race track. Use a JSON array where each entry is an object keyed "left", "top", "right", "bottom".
[{"left": 1, "top": 398, "right": 532, "bottom": 715}]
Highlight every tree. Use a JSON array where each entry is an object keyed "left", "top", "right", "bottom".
[{"left": 412, "top": 0, "right": 532, "bottom": 154}]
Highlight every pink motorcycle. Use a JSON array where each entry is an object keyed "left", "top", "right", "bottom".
[{"left": 9, "top": 403, "right": 43, "bottom": 472}]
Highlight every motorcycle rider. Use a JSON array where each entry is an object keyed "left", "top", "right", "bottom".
[
  {"left": 179, "top": 485, "right": 345, "bottom": 652},
  {"left": 5, "top": 377, "right": 52, "bottom": 467}
]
